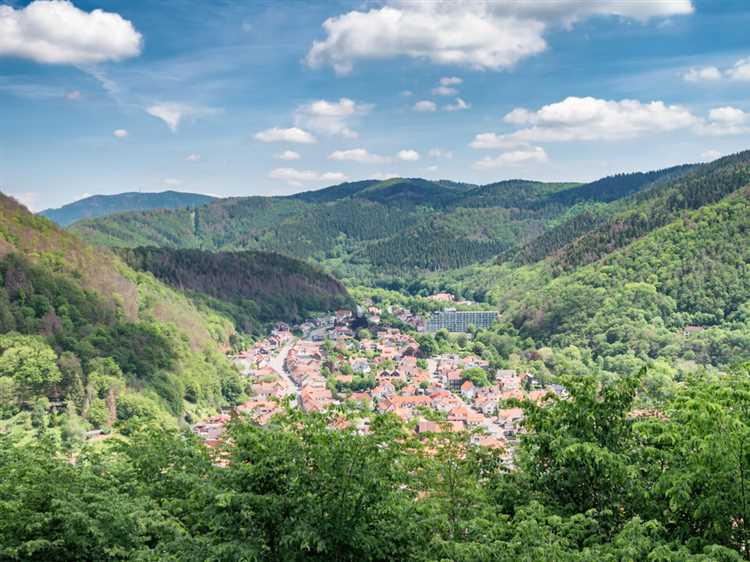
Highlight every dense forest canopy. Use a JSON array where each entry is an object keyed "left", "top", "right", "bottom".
[{"left": 3, "top": 368, "right": 750, "bottom": 561}]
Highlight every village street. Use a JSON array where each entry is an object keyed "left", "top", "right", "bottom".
[{"left": 267, "top": 338, "right": 299, "bottom": 400}]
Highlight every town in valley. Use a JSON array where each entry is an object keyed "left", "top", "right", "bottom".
[{"left": 194, "top": 295, "right": 565, "bottom": 456}]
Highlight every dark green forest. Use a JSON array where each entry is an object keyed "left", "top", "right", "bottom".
[{"left": 118, "top": 247, "right": 352, "bottom": 333}]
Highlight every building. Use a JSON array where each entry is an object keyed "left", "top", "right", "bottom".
[{"left": 426, "top": 310, "right": 498, "bottom": 332}]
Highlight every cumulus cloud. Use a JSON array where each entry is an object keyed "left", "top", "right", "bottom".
[
  {"left": 294, "top": 97, "right": 371, "bottom": 139},
  {"left": 727, "top": 58, "right": 750, "bottom": 81},
  {"left": 306, "top": 1, "right": 692, "bottom": 74},
  {"left": 113, "top": 129, "right": 128, "bottom": 139},
  {"left": 444, "top": 98, "right": 471, "bottom": 112},
  {"left": 275, "top": 150, "right": 301, "bottom": 161},
  {"left": 683, "top": 66, "right": 721, "bottom": 82},
  {"left": 255, "top": 127, "right": 317, "bottom": 144},
  {"left": 470, "top": 133, "right": 530, "bottom": 150},
  {"left": 329, "top": 148, "right": 389, "bottom": 164},
  {"left": 146, "top": 103, "right": 221, "bottom": 132},
  {"left": 0, "top": 0, "right": 142, "bottom": 65},
  {"left": 186, "top": 153, "right": 201, "bottom": 162},
  {"left": 397, "top": 149, "right": 420, "bottom": 161},
  {"left": 473, "top": 147, "right": 549, "bottom": 170},
  {"left": 473, "top": 96, "right": 699, "bottom": 147},
  {"left": 414, "top": 100, "right": 437, "bottom": 112},
  {"left": 697, "top": 106, "right": 750, "bottom": 136},
  {"left": 269, "top": 167, "right": 347, "bottom": 187}
]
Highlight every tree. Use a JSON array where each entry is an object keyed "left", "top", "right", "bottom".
[
  {"left": 0, "top": 334, "right": 61, "bottom": 398},
  {"left": 463, "top": 367, "right": 490, "bottom": 388}
]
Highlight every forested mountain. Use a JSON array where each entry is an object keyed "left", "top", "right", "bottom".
[
  {"left": 0, "top": 192, "right": 350, "bottom": 447},
  {"left": 424, "top": 151, "right": 750, "bottom": 376},
  {"left": 119, "top": 247, "right": 352, "bottom": 333},
  {"left": 39, "top": 190, "right": 216, "bottom": 227},
  {"left": 71, "top": 168, "right": 693, "bottom": 282}
]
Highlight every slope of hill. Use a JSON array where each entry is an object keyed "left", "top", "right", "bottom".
[
  {"left": 39, "top": 190, "right": 216, "bottom": 226},
  {"left": 0, "top": 192, "right": 350, "bottom": 446},
  {"left": 430, "top": 152, "right": 750, "bottom": 373},
  {"left": 72, "top": 171, "right": 683, "bottom": 281},
  {"left": 118, "top": 247, "right": 353, "bottom": 333}
]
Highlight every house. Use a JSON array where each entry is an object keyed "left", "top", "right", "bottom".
[
  {"left": 335, "top": 309, "right": 353, "bottom": 323},
  {"left": 460, "top": 380, "right": 476, "bottom": 400},
  {"left": 372, "top": 381, "right": 396, "bottom": 399},
  {"left": 427, "top": 292, "right": 455, "bottom": 302},
  {"left": 389, "top": 395, "right": 432, "bottom": 409},
  {"left": 446, "top": 369, "right": 463, "bottom": 390},
  {"left": 417, "top": 418, "right": 465, "bottom": 434},
  {"left": 497, "top": 407, "right": 525, "bottom": 434},
  {"left": 350, "top": 358, "right": 371, "bottom": 375}
]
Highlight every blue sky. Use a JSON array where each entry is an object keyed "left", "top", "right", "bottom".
[{"left": 1, "top": 0, "right": 750, "bottom": 211}]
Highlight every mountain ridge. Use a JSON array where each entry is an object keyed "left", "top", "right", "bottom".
[{"left": 39, "top": 190, "right": 217, "bottom": 227}]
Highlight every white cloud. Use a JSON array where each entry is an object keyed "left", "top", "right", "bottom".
[
  {"left": 414, "top": 100, "right": 437, "bottom": 112},
  {"left": 254, "top": 127, "right": 317, "bottom": 144},
  {"left": 163, "top": 178, "right": 183, "bottom": 188},
  {"left": 275, "top": 150, "right": 301, "bottom": 161},
  {"left": 683, "top": 66, "right": 721, "bottom": 82},
  {"left": 424, "top": 165, "right": 439, "bottom": 172},
  {"left": 697, "top": 106, "right": 750, "bottom": 136},
  {"left": 186, "top": 153, "right": 201, "bottom": 162},
  {"left": 146, "top": 103, "right": 220, "bottom": 132},
  {"left": 371, "top": 172, "right": 399, "bottom": 181},
  {"left": 269, "top": 168, "right": 347, "bottom": 187},
  {"left": 727, "top": 57, "right": 750, "bottom": 81},
  {"left": 440, "top": 76, "right": 463, "bottom": 86},
  {"left": 8, "top": 191, "right": 40, "bottom": 212},
  {"left": 65, "top": 89, "right": 82, "bottom": 101},
  {"left": 397, "top": 149, "right": 420, "bottom": 161},
  {"left": 0, "top": 0, "right": 142, "bottom": 65},
  {"left": 701, "top": 149, "right": 722, "bottom": 161},
  {"left": 470, "top": 133, "right": 529, "bottom": 150},
  {"left": 432, "top": 86, "right": 458, "bottom": 96},
  {"left": 400, "top": 90, "right": 413, "bottom": 97},
  {"left": 473, "top": 146, "right": 549, "bottom": 170},
  {"left": 305, "top": 1, "right": 692, "bottom": 74},
  {"left": 113, "top": 129, "right": 128, "bottom": 139},
  {"left": 476, "top": 96, "right": 699, "bottom": 146},
  {"left": 294, "top": 97, "right": 371, "bottom": 139},
  {"left": 444, "top": 97, "right": 471, "bottom": 112},
  {"left": 428, "top": 148, "right": 453, "bottom": 159},
  {"left": 329, "top": 148, "right": 389, "bottom": 164}
]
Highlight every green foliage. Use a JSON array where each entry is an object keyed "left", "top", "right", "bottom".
[
  {"left": 118, "top": 247, "right": 353, "bottom": 333},
  {"left": 3, "top": 372, "right": 750, "bottom": 560}
]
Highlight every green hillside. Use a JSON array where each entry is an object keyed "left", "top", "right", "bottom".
[
  {"left": 118, "top": 247, "right": 353, "bottom": 334},
  {"left": 0, "top": 193, "right": 350, "bottom": 446},
  {"left": 71, "top": 171, "right": 691, "bottom": 282},
  {"left": 427, "top": 152, "right": 750, "bottom": 376},
  {"left": 39, "top": 190, "right": 216, "bottom": 227}
]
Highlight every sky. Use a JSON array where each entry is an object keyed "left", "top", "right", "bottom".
[{"left": 1, "top": 0, "right": 750, "bottom": 211}]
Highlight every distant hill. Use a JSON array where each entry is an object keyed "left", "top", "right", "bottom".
[
  {"left": 39, "top": 190, "right": 217, "bottom": 226},
  {"left": 71, "top": 169, "right": 694, "bottom": 283}
]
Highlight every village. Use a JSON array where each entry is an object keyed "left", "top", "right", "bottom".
[{"left": 193, "top": 302, "right": 565, "bottom": 457}]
